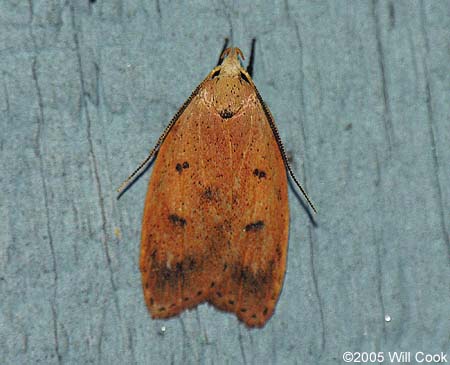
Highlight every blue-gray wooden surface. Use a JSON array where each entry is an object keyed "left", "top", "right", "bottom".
[{"left": 1, "top": 1, "right": 449, "bottom": 364}]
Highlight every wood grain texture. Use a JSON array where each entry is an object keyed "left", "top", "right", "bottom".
[{"left": 0, "top": 1, "right": 448, "bottom": 364}]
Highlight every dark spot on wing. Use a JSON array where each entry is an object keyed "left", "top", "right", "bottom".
[
  {"left": 244, "top": 220, "right": 264, "bottom": 232},
  {"left": 168, "top": 214, "right": 187, "bottom": 227},
  {"left": 176, "top": 161, "right": 189, "bottom": 173},
  {"left": 231, "top": 263, "right": 274, "bottom": 296},
  {"left": 275, "top": 244, "right": 282, "bottom": 261},
  {"left": 219, "top": 109, "right": 234, "bottom": 119},
  {"left": 149, "top": 254, "right": 204, "bottom": 296},
  {"left": 253, "top": 168, "right": 266, "bottom": 179},
  {"left": 201, "top": 186, "right": 220, "bottom": 202},
  {"left": 203, "top": 187, "right": 213, "bottom": 200},
  {"left": 188, "top": 258, "right": 196, "bottom": 270},
  {"left": 277, "top": 188, "right": 282, "bottom": 201}
]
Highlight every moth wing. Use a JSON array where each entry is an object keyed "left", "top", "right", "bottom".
[
  {"left": 141, "top": 81, "right": 289, "bottom": 327},
  {"left": 207, "top": 95, "right": 289, "bottom": 327},
  {"left": 140, "top": 93, "right": 232, "bottom": 318}
]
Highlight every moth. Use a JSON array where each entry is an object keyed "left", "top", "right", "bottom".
[{"left": 119, "top": 40, "right": 316, "bottom": 327}]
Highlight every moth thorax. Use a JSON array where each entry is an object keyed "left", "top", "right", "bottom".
[{"left": 211, "top": 77, "right": 248, "bottom": 119}]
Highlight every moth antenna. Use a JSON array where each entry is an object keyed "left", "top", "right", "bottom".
[
  {"left": 247, "top": 38, "right": 256, "bottom": 77},
  {"left": 254, "top": 88, "right": 317, "bottom": 214},
  {"left": 217, "top": 38, "right": 230, "bottom": 66},
  {"left": 117, "top": 82, "right": 205, "bottom": 196}
]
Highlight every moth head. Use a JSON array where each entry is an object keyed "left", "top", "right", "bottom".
[
  {"left": 209, "top": 47, "right": 251, "bottom": 84},
  {"left": 220, "top": 47, "right": 245, "bottom": 63},
  {"left": 210, "top": 47, "right": 249, "bottom": 79}
]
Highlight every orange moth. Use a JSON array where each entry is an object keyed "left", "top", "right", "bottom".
[{"left": 118, "top": 41, "right": 316, "bottom": 327}]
